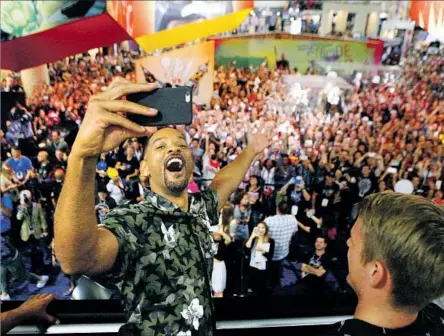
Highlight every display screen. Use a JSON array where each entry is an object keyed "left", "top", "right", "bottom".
[{"left": 1, "top": 0, "right": 106, "bottom": 42}]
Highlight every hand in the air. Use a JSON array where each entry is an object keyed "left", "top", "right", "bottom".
[
  {"left": 246, "top": 123, "right": 276, "bottom": 157},
  {"left": 71, "top": 77, "right": 158, "bottom": 159}
]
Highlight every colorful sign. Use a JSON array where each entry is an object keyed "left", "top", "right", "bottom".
[
  {"left": 214, "top": 36, "right": 381, "bottom": 73},
  {"left": 1, "top": 0, "right": 106, "bottom": 42},
  {"left": 107, "top": 1, "right": 253, "bottom": 53},
  {"left": 409, "top": 1, "right": 444, "bottom": 42},
  {"left": 136, "top": 41, "right": 215, "bottom": 106},
  {"left": 107, "top": 1, "right": 253, "bottom": 38}
]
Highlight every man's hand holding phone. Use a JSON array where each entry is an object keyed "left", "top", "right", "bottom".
[{"left": 71, "top": 77, "right": 158, "bottom": 159}]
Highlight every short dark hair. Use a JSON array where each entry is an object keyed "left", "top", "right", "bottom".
[
  {"left": 359, "top": 192, "right": 444, "bottom": 310},
  {"left": 315, "top": 235, "right": 328, "bottom": 244},
  {"left": 12, "top": 146, "right": 21, "bottom": 151},
  {"left": 278, "top": 201, "right": 290, "bottom": 215}
]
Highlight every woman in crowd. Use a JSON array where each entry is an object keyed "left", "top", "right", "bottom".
[
  {"left": 212, "top": 204, "right": 233, "bottom": 298},
  {"left": 246, "top": 222, "right": 274, "bottom": 296},
  {"left": 245, "top": 175, "right": 264, "bottom": 230},
  {"left": 230, "top": 192, "right": 251, "bottom": 296}
]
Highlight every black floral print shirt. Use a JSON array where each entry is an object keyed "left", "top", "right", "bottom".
[{"left": 99, "top": 188, "right": 219, "bottom": 336}]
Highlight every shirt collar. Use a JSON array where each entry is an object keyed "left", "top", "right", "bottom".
[{"left": 143, "top": 189, "right": 194, "bottom": 218}]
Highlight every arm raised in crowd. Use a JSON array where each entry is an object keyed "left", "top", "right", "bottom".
[
  {"left": 54, "top": 78, "right": 157, "bottom": 275},
  {"left": 211, "top": 125, "right": 275, "bottom": 211}
]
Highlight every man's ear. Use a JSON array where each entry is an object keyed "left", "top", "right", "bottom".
[
  {"left": 140, "top": 160, "right": 150, "bottom": 178},
  {"left": 367, "top": 260, "right": 389, "bottom": 289}
]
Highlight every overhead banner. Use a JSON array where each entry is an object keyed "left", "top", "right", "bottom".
[
  {"left": 214, "top": 35, "right": 382, "bottom": 74},
  {"left": 409, "top": 1, "right": 444, "bottom": 42},
  {"left": 1, "top": 0, "right": 106, "bottom": 42},
  {"left": 107, "top": 1, "right": 253, "bottom": 53},
  {"left": 1, "top": 0, "right": 131, "bottom": 71},
  {"left": 135, "top": 41, "right": 215, "bottom": 106}
]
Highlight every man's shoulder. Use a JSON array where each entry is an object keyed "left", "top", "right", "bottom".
[
  {"left": 101, "top": 202, "right": 150, "bottom": 226},
  {"left": 192, "top": 187, "right": 218, "bottom": 206},
  {"left": 325, "top": 305, "right": 444, "bottom": 335}
]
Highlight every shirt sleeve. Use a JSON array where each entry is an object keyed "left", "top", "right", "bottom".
[
  {"left": 2, "top": 196, "right": 13, "bottom": 210},
  {"left": 200, "top": 187, "right": 219, "bottom": 227},
  {"left": 98, "top": 209, "right": 141, "bottom": 282},
  {"left": 24, "top": 157, "right": 33, "bottom": 170}
]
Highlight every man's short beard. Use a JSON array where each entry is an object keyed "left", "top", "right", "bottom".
[{"left": 164, "top": 173, "right": 189, "bottom": 194}]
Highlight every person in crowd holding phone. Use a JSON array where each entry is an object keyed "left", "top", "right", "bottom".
[
  {"left": 54, "top": 77, "right": 275, "bottom": 335},
  {"left": 230, "top": 192, "right": 252, "bottom": 296},
  {"left": 245, "top": 175, "right": 263, "bottom": 228},
  {"left": 211, "top": 204, "right": 233, "bottom": 298},
  {"left": 95, "top": 190, "right": 117, "bottom": 224},
  {"left": 16, "top": 190, "right": 51, "bottom": 272},
  {"left": 328, "top": 192, "right": 444, "bottom": 335},
  {"left": 246, "top": 222, "right": 274, "bottom": 296}
]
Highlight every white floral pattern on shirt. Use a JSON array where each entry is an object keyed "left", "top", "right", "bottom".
[{"left": 181, "top": 298, "right": 204, "bottom": 330}]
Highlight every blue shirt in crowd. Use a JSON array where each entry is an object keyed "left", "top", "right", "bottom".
[
  {"left": 1, "top": 194, "right": 13, "bottom": 233},
  {"left": 6, "top": 156, "right": 33, "bottom": 181}
]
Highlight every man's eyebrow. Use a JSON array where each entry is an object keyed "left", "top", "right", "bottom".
[
  {"left": 178, "top": 134, "right": 186, "bottom": 141},
  {"left": 152, "top": 137, "right": 166, "bottom": 144}
]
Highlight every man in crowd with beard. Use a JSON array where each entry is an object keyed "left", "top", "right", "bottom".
[{"left": 54, "top": 78, "right": 273, "bottom": 335}]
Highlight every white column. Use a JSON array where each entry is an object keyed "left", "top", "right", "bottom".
[
  {"left": 366, "top": 12, "right": 379, "bottom": 37},
  {"left": 353, "top": 13, "right": 368, "bottom": 36},
  {"left": 20, "top": 64, "right": 49, "bottom": 97},
  {"left": 319, "top": 9, "right": 334, "bottom": 36},
  {"left": 335, "top": 10, "right": 348, "bottom": 33}
]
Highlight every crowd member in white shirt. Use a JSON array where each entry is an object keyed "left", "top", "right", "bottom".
[
  {"left": 265, "top": 201, "right": 298, "bottom": 291},
  {"left": 106, "top": 168, "right": 127, "bottom": 205},
  {"left": 246, "top": 222, "right": 275, "bottom": 296}
]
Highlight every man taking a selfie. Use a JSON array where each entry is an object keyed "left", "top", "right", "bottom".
[{"left": 54, "top": 78, "right": 274, "bottom": 335}]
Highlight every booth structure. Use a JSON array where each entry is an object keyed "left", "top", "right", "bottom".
[{"left": 318, "top": 1, "right": 384, "bottom": 37}]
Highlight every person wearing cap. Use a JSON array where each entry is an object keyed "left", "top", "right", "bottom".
[{"left": 105, "top": 167, "right": 126, "bottom": 205}]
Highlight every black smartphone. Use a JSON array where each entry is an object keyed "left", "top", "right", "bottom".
[{"left": 126, "top": 86, "right": 193, "bottom": 126}]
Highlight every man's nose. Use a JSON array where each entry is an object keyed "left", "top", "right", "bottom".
[{"left": 167, "top": 147, "right": 181, "bottom": 154}]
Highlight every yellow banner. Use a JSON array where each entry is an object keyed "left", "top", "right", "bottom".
[
  {"left": 135, "top": 9, "right": 251, "bottom": 54},
  {"left": 136, "top": 41, "right": 215, "bottom": 106}
]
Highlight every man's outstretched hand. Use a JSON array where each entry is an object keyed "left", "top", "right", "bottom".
[
  {"left": 1, "top": 294, "right": 59, "bottom": 336},
  {"left": 246, "top": 123, "right": 277, "bottom": 157}
]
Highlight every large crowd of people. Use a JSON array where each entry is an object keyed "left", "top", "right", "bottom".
[{"left": 1, "top": 43, "right": 443, "bottom": 302}]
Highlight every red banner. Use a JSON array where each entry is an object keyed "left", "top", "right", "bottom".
[{"left": 409, "top": 1, "right": 444, "bottom": 41}]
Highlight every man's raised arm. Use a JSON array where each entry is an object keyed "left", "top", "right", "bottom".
[
  {"left": 54, "top": 78, "right": 157, "bottom": 275},
  {"left": 211, "top": 126, "right": 275, "bottom": 211}
]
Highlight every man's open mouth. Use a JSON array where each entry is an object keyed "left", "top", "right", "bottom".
[{"left": 165, "top": 155, "right": 185, "bottom": 172}]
